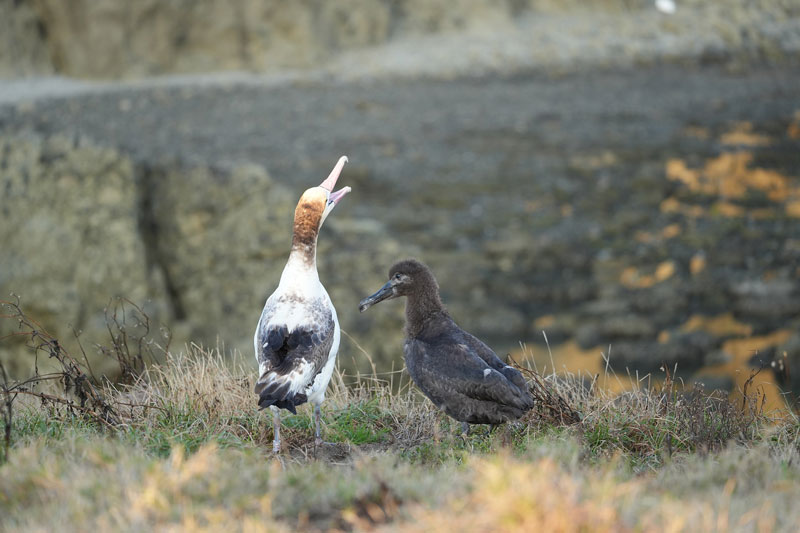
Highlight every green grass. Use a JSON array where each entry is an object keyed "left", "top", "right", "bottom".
[
  {"left": 2, "top": 344, "right": 800, "bottom": 531},
  {"left": 279, "top": 398, "right": 393, "bottom": 446},
  {"left": 325, "top": 399, "right": 393, "bottom": 445}
]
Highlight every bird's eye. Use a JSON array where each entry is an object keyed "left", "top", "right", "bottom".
[{"left": 394, "top": 273, "right": 402, "bottom": 280}]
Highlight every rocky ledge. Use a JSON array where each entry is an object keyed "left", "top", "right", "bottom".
[{"left": 1, "top": 65, "right": 799, "bottom": 407}]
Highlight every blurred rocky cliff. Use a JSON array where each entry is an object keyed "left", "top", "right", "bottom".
[
  {"left": 2, "top": 0, "right": 799, "bottom": 79},
  {"left": 1, "top": 0, "right": 800, "bottom": 405}
]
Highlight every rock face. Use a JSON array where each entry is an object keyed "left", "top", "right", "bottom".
[
  {"left": 140, "top": 163, "right": 293, "bottom": 346},
  {"left": 28, "top": 0, "right": 386, "bottom": 77},
  {"left": 1, "top": 0, "right": 800, "bottom": 402},
  {"left": 0, "top": 132, "right": 409, "bottom": 378},
  {"left": 1, "top": 65, "right": 799, "bottom": 389},
  {"left": 2, "top": 0, "right": 799, "bottom": 79},
  {"left": 0, "top": 134, "right": 159, "bottom": 376},
  {"left": 0, "top": 0, "right": 53, "bottom": 77}
]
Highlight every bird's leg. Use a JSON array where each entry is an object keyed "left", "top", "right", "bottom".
[
  {"left": 457, "top": 421, "right": 473, "bottom": 449},
  {"left": 272, "top": 408, "right": 281, "bottom": 454},
  {"left": 486, "top": 423, "right": 507, "bottom": 446},
  {"left": 314, "top": 404, "right": 324, "bottom": 447},
  {"left": 501, "top": 425, "right": 511, "bottom": 447}
]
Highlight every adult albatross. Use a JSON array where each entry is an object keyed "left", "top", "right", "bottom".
[
  {"left": 254, "top": 156, "right": 351, "bottom": 453},
  {"left": 359, "top": 259, "right": 534, "bottom": 432}
]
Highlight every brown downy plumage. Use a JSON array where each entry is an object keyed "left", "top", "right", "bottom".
[
  {"left": 291, "top": 189, "right": 326, "bottom": 253},
  {"left": 359, "top": 259, "right": 534, "bottom": 429}
]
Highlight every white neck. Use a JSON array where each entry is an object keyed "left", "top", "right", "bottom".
[{"left": 277, "top": 248, "right": 321, "bottom": 294}]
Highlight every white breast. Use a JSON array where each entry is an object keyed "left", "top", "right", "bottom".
[
  {"left": 307, "top": 311, "right": 340, "bottom": 405},
  {"left": 253, "top": 257, "right": 340, "bottom": 405}
]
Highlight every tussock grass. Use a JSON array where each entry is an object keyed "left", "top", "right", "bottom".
[
  {"left": 113, "top": 343, "right": 444, "bottom": 456},
  {"left": 4, "top": 427, "right": 800, "bottom": 531},
  {"left": 2, "top": 301, "right": 800, "bottom": 531}
]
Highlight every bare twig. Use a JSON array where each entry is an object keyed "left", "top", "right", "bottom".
[
  {"left": 0, "top": 359, "right": 12, "bottom": 464},
  {"left": 0, "top": 298, "right": 120, "bottom": 426},
  {"left": 100, "top": 297, "right": 162, "bottom": 383}
]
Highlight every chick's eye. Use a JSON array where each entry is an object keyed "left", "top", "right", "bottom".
[{"left": 394, "top": 273, "right": 402, "bottom": 280}]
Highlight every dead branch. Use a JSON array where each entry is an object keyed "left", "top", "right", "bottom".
[
  {"left": 0, "top": 359, "right": 11, "bottom": 464},
  {"left": 512, "top": 361, "right": 582, "bottom": 426},
  {"left": 0, "top": 298, "right": 119, "bottom": 426}
]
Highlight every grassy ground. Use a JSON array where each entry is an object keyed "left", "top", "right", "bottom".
[{"left": 1, "top": 303, "right": 800, "bottom": 531}]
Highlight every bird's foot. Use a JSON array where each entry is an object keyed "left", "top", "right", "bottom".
[
  {"left": 312, "top": 437, "right": 339, "bottom": 460},
  {"left": 314, "top": 437, "right": 335, "bottom": 447},
  {"left": 272, "top": 440, "right": 281, "bottom": 454},
  {"left": 454, "top": 422, "right": 468, "bottom": 446}
]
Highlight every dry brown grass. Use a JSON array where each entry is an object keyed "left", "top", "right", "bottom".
[{"left": 3, "top": 302, "right": 800, "bottom": 531}]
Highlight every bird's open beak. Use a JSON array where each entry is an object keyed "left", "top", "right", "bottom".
[
  {"left": 359, "top": 281, "right": 396, "bottom": 312},
  {"left": 328, "top": 186, "right": 351, "bottom": 205},
  {"left": 320, "top": 155, "right": 351, "bottom": 205}
]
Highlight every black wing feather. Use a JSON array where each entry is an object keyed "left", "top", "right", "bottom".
[
  {"left": 460, "top": 330, "right": 531, "bottom": 395},
  {"left": 266, "top": 325, "right": 289, "bottom": 353},
  {"left": 255, "top": 315, "right": 335, "bottom": 413},
  {"left": 405, "top": 338, "right": 534, "bottom": 424}
]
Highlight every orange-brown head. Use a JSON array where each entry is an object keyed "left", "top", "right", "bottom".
[{"left": 291, "top": 156, "right": 351, "bottom": 251}]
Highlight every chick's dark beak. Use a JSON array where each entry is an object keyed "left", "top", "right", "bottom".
[{"left": 358, "top": 281, "right": 396, "bottom": 312}]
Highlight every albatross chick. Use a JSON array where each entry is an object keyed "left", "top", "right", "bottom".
[{"left": 359, "top": 259, "right": 534, "bottom": 432}]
